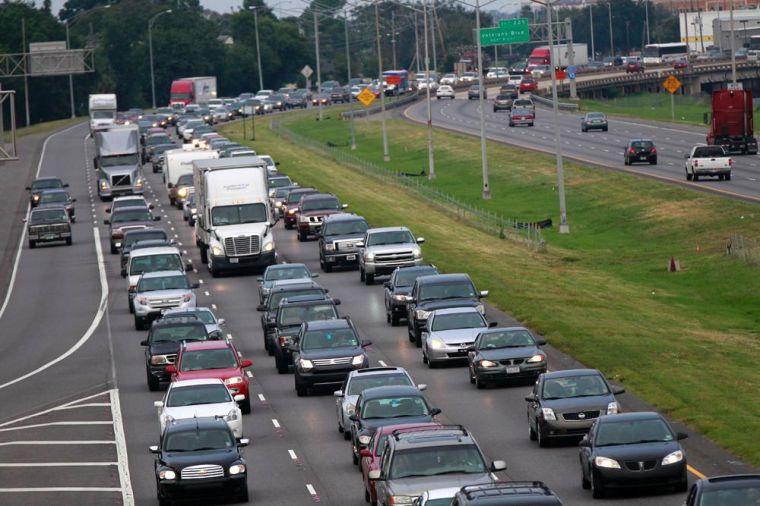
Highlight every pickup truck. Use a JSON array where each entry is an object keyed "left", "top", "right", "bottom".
[{"left": 685, "top": 145, "right": 733, "bottom": 181}]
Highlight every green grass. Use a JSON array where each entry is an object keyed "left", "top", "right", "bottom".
[
  {"left": 221, "top": 113, "right": 760, "bottom": 466},
  {"left": 15, "top": 117, "right": 83, "bottom": 138},
  {"left": 580, "top": 92, "right": 711, "bottom": 126}
]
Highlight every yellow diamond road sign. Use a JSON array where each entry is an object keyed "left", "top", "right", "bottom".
[
  {"left": 357, "top": 87, "right": 376, "bottom": 108},
  {"left": 663, "top": 75, "right": 682, "bottom": 94}
]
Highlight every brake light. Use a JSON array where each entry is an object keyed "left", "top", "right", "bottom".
[
  {"left": 729, "top": 158, "right": 733, "bottom": 166},
  {"left": 651, "top": 147, "right": 657, "bottom": 154},
  {"left": 628, "top": 148, "right": 635, "bottom": 154},
  {"left": 694, "top": 160, "right": 698, "bottom": 167}
]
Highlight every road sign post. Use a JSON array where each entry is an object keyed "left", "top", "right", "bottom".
[{"left": 662, "top": 75, "right": 682, "bottom": 121}]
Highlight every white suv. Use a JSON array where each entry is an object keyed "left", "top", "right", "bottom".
[{"left": 436, "top": 85, "right": 455, "bottom": 99}]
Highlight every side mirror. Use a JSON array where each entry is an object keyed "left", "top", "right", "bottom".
[
  {"left": 154, "top": 216, "right": 162, "bottom": 221},
  {"left": 218, "top": 318, "right": 226, "bottom": 326},
  {"left": 466, "top": 345, "right": 476, "bottom": 352},
  {"left": 103, "top": 219, "right": 110, "bottom": 225},
  {"left": 612, "top": 386, "right": 626, "bottom": 395},
  {"left": 333, "top": 390, "right": 344, "bottom": 398},
  {"left": 360, "top": 449, "right": 372, "bottom": 458},
  {"left": 524, "top": 393, "right": 538, "bottom": 402},
  {"left": 416, "top": 237, "right": 425, "bottom": 244},
  {"left": 167, "top": 182, "right": 174, "bottom": 188},
  {"left": 63, "top": 183, "right": 70, "bottom": 188},
  {"left": 488, "top": 321, "right": 498, "bottom": 328},
  {"left": 311, "top": 273, "right": 319, "bottom": 278},
  {"left": 25, "top": 186, "right": 31, "bottom": 191},
  {"left": 341, "top": 203, "right": 348, "bottom": 209},
  {"left": 153, "top": 400, "right": 164, "bottom": 408},
  {"left": 165, "top": 365, "right": 176, "bottom": 374},
  {"left": 238, "top": 438, "right": 250, "bottom": 447},
  {"left": 149, "top": 204, "right": 155, "bottom": 210},
  {"left": 120, "top": 268, "right": 127, "bottom": 278},
  {"left": 368, "top": 469, "right": 382, "bottom": 480},
  {"left": 579, "top": 437, "right": 592, "bottom": 447},
  {"left": 360, "top": 339, "right": 372, "bottom": 348},
  {"left": 676, "top": 431, "right": 688, "bottom": 441},
  {"left": 491, "top": 460, "right": 507, "bottom": 472},
  {"left": 234, "top": 394, "right": 245, "bottom": 402},
  {"left": 417, "top": 383, "right": 427, "bottom": 391},
  {"left": 191, "top": 282, "right": 200, "bottom": 289},
  {"left": 275, "top": 161, "right": 281, "bottom": 166},
  {"left": 332, "top": 298, "right": 341, "bottom": 306},
  {"left": 256, "top": 277, "right": 263, "bottom": 282},
  {"left": 148, "top": 445, "right": 160, "bottom": 454},
  {"left": 72, "top": 198, "right": 77, "bottom": 202},
  {"left": 209, "top": 330, "right": 222, "bottom": 340},
  {"left": 480, "top": 290, "right": 489, "bottom": 297},
  {"left": 535, "top": 338, "right": 547, "bottom": 346},
  {"left": 140, "top": 340, "right": 148, "bottom": 346},
  {"left": 348, "top": 414, "right": 359, "bottom": 422},
  {"left": 684, "top": 154, "right": 690, "bottom": 159},
  {"left": 240, "top": 359, "right": 253, "bottom": 368},
  {"left": 383, "top": 281, "right": 391, "bottom": 288},
  {"left": 430, "top": 407, "right": 442, "bottom": 416}
]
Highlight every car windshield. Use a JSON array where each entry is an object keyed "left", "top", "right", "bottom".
[
  {"left": 177, "top": 174, "right": 193, "bottom": 186},
  {"left": 595, "top": 418, "right": 674, "bottom": 446},
  {"left": 124, "top": 231, "right": 166, "bottom": 248},
  {"left": 394, "top": 268, "right": 438, "bottom": 287},
  {"left": 30, "top": 209, "right": 67, "bottom": 223},
  {"left": 302, "top": 197, "right": 339, "bottom": 212},
  {"left": 180, "top": 348, "right": 238, "bottom": 371},
  {"left": 424, "top": 500, "right": 454, "bottom": 506},
  {"left": 361, "top": 396, "right": 428, "bottom": 419},
  {"left": 151, "top": 324, "right": 208, "bottom": 343},
  {"left": 301, "top": 328, "right": 359, "bottom": 349},
  {"left": 419, "top": 281, "right": 476, "bottom": 301},
  {"left": 367, "top": 230, "right": 414, "bottom": 246},
  {"left": 431, "top": 312, "right": 485, "bottom": 331},
  {"left": 166, "top": 384, "right": 232, "bottom": 407},
  {"left": 147, "top": 135, "right": 170, "bottom": 145},
  {"left": 164, "top": 428, "right": 235, "bottom": 452},
  {"left": 129, "top": 254, "right": 183, "bottom": 275},
  {"left": 478, "top": 329, "right": 535, "bottom": 349},
  {"left": 39, "top": 192, "right": 69, "bottom": 204},
  {"left": 632, "top": 141, "right": 654, "bottom": 149},
  {"left": 287, "top": 191, "right": 316, "bottom": 205},
  {"left": 389, "top": 445, "right": 487, "bottom": 479},
  {"left": 100, "top": 154, "right": 139, "bottom": 167},
  {"left": 211, "top": 203, "right": 268, "bottom": 226},
  {"left": 265, "top": 265, "right": 310, "bottom": 281},
  {"left": 347, "top": 373, "right": 412, "bottom": 395},
  {"left": 323, "top": 220, "right": 368, "bottom": 236},
  {"left": 138, "top": 275, "right": 188, "bottom": 292},
  {"left": 587, "top": 112, "right": 605, "bottom": 119},
  {"left": 165, "top": 310, "right": 214, "bottom": 325},
  {"left": 112, "top": 209, "right": 152, "bottom": 223},
  {"left": 278, "top": 304, "right": 337, "bottom": 326},
  {"left": 542, "top": 374, "right": 610, "bottom": 399},
  {"left": 270, "top": 177, "right": 292, "bottom": 188},
  {"left": 268, "top": 289, "right": 322, "bottom": 309},
  {"left": 31, "top": 179, "right": 63, "bottom": 191},
  {"left": 274, "top": 187, "right": 295, "bottom": 198},
  {"left": 698, "top": 486, "right": 760, "bottom": 505}
]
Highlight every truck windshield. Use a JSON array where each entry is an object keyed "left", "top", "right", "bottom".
[
  {"left": 92, "top": 111, "right": 115, "bottom": 119},
  {"left": 211, "top": 203, "right": 268, "bottom": 226},
  {"left": 101, "top": 154, "right": 139, "bottom": 167}
]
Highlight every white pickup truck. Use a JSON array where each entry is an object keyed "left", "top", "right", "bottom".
[{"left": 685, "top": 145, "right": 733, "bottom": 181}]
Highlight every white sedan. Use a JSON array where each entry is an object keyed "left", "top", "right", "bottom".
[
  {"left": 154, "top": 378, "right": 244, "bottom": 437},
  {"left": 436, "top": 85, "right": 455, "bottom": 99}
]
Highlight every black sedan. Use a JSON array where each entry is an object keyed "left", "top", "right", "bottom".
[
  {"left": 685, "top": 474, "right": 760, "bottom": 505},
  {"left": 579, "top": 412, "right": 689, "bottom": 498},
  {"left": 467, "top": 326, "right": 547, "bottom": 388},
  {"left": 624, "top": 139, "right": 657, "bottom": 165},
  {"left": 383, "top": 265, "right": 439, "bottom": 326},
  {"left": 581, "top": 112, "right": 609, "bottom": 132}
]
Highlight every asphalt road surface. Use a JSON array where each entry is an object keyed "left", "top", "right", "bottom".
[
  {"left": 404, "top": 90, "right": 760, "bottom": 203},
  {"left": 0, "top": 122, "right": 753, "bottom": 505}
]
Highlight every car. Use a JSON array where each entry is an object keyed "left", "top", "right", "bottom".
[
  {"left": 37, "top": 189, "right": 76, "bottom": 221},
  {"left": 624, "top": 139, "right": 657, "bottom": 165},
  {"left": 423, "top": 307, "right": 493, "bottom": 368},
  {"left": 312, "top": 92, "right": 331, "bottom": 106},
  {"left": 105, "top": 205, "right": 161, "bottom": 254},
  {"left": 507, "top": 74, "right": 523, "bottom": 86},
  {"left": 292, "top": 318, "right": 371, "bottom": 396},
  {"left": 499, "top": 83, "right": 519, "bottom": 99},
  {"left": 159, "top": 306, "right": 226, "bottom": 337},
  {"left": 415, "top": 487, "right": 460, "bottom": 505},
  {"left": 673, "top": 58, "right": 689, "bottom": 69},
  {"left": 154, "top": 379, "right": 244, "bottom": 437},
  {"left": 272, "top": 294, "right": 341, "bottom": 373},
  {"left": 148, "top": 143, "right": 177, "bottom": 173},
  {"left": 582, "top": 112, "right": 608, "bottom": 132},
  {"left": 509, "top": 107, "right": 535, "bottom": 127},
  {"left": 358, "top": 226, "right": 425, "bottom": 285},
  {"left": 460, "top": 72, "right": 478, "bottom": 83},
  {"left": 349, "top": 385, "right": 442, "bottom": 466},
  {"left": 181, "top": 191, "right": 197, "bottom": 225},
  {"left": 285, "top": 90, "right": 309, "bottom": 109},
  {"left": 383, "top": 265, "right": 439, "bottom": 326},
  {"left": 267, "top": 175, "right": 293, "bottom": 198},
  {"left": 625, "top": 61, "right": 644, "bottom": 73},
  {"left": 407, "top": 273, "right": 488, "bottom": 347},
  {"left": 440, "top": 73, "right": 458, "bottom": 85},
  {"left": 436, "top": 85, "right": 455, "bottom": 99},
  {"left": 270, "top": 185, "right": 298, "bottom": 218},
  {"left": 268, "top": 93, "right": 286, "bottom": 111},
  {"left": 513, "top": 97, "right": 535, "bottom": 111},
  {"left": 282, "top": 187, "right": 319, "bottom": 229},
  {"left": 319, "top": 213, "right": 369, "bottom": 272},
  {"left": 468, "top": 326, "right": 547, "bottom": 389},
  {"left": 120, "top": 228, "right": 170, "bottom": 269},
  {"left": 530, "top": 65, "right": 551, "bottom": 78},
  {"left": 685, "top": 474, "right": 760, "bottom": 505},
  {"left": 26, "top": 206, "right": 72, "bottom": 248},
  {"left": 493, "top": 94, "right": 513, "bottom": 112},
  {"left": 142, "top": 133, "right": 172, "bottom": 163},
  {"left": 520, "top": 77, "right": 538, "bottom": 93},
  {"left": 467, "top": 85, "right": 486, "bottom": 100},
  {"left": 257, "top": 263, "right": 315, "bottom": 305},
  {"left": 258, "top": 279, "right": 328, "bottom": 352},
  {"left": 168, "top": 173, "right": 194, "bottom": 208},
  {"left": 329, "top": 87, "right": 350, "bottom": 103},
  {"left": 510, "top": 61, "right": 528, "bottom": 74},
  {"left": 149, "top": 417, "right": 249, "bottom": 504},
  {"left": 369, "top": 425, "right": 505, "bottom": 504},
  {"left": 334, "top": 367, "right": 421, "bottom": 438},
  {"left": 579, "top": 412, "right": 689, "bottom": 498},
  {"left": 140, "top": 316, "right": 212, "bottom": 391},
  {"left": 180, "top": 119, "right": 205, "bottom": 141},
  {"left": 122, "top": 246, "right": 189, "bottom": 312},
  {"left": 107, "top": 195, "right": 153, "bottom": 214},
  {"left": 257, "top": 155, "right": 278, "bottom": 175},
  {"left": 132, "top": 270, "right": 198, "bottom": 330},
  {"left": 450, "top": 482, "right": 563, "bottom": 505},
  {"left": 27, "top": 177, "right": 68, "bottom": 207},
  {"left": 296, "top": 193, "right": 347, "bottom": 241}
]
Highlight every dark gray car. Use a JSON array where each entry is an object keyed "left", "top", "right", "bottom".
[
  {"left": 467, "top": 326, "right": 547, "bottom": 388},
  {"left": 104, "top": 206, "right": 161, "bottom": 254},
  {"left": 581, "top": 112, "right": 608, "bottom": 132},
  {"left": 383, "top": 265, "right": 439, "bottom": 326}
]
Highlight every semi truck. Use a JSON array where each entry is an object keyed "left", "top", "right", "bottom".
[
  {"left": 706, "top": 88, "right": 758, "bottom": 155},
  {"left": 88, "top": 94, "right": 117, "bottom": 133},
  {"left": 527, "top": 44, "right": 589, "bottom": 69},
  {"left": 93, "top": 125, "right": 144, "bottom": 200},
  {"left": 170, "top": 77, "right": 217, "bottom": 107},
  {"left": 192, "top": 156, "right": 274, "bottom": 276}
]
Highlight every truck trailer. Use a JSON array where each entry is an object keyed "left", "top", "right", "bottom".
[
  {"left": 527, "top": 44, "right": 589, "bottom": 69},
  {"left": 707, "top": 88, "right": 758, "bottom": 155},
  {"left": 170, "top": 77, "right": 217, "bottom": 107}
]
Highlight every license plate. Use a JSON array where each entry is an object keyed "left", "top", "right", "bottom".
[
  {"left": 640, "top": 156, "right": 647, "bottom": 160},
  {"left": 43, "top": 234, "right": 56, "bottom": 240},
  {"left": 506, "top": 366, "right": 521, "bottom": 374},
  {"left": 346, "top": 254, "right": 356, "bottom": 261},
  {"left": 458, "top": 349, "right": 468, "bottom": 353},
  {"left": 229, "top": 257, "right": 239, "bottom": 263}
]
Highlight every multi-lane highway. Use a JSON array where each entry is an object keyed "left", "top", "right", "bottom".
[
  {"left": 404, "top": 89, "right": 760, "bottom": 203},
  {"left": 0, "top": 119, "right": 754, "bottom": 505}
]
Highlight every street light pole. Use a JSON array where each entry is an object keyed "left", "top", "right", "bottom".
[
  {"left": 345, "top": 8, "right": 356, "bottom": 150},
  {"left": 414, "top": 11, "right": 421, "bottom": 73},
  {"left": 547, "top": 1, "right": 569, "bottom": 233},
  {"left": 423, "top": 0, "right": 436, "bottom": 179},
  {"left": 589, "top": 4, "right": 595, "bottom": 60},
  {"left": 391, "top": 10, "right": 398, "bottom": 69},
  {"left": 607, "top": 1, "right": 613, "bottom": 57},
  {"left": 644, "top": 0, "right": 650, "bottom": 45},
  {"left": 65, "top": 21, "right": 75, "bottom": 118},
  {"left": 313, "top": 8, "right": 323, "bottom": 121},
  {"left": 430, "top": 0, "right": 438, "bottom": 72},
  {"left": 375, "top": 1, "right": 390, "bottom": 162},
  {"left": 252, "top": 7, "right": 264, "bottom": 91},
  {"left": 149, "top": 9, "right": 172, "bottom": 110},
  {"left": 730, "top": 0, "right": 737, "bottom": 83},
  {"left": 474, "top": 0, "right": 490, "bottom": 199}
]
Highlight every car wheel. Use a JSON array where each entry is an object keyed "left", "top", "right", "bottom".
[
  {"left": 298, "top": 231, "right": 307, "bottom": 241},
  {"left": 650, "top": 159, "right": 657, "bottom": 165},
  {"left": 146, "top": 368, "right": 160, "bottom": 391},
  {"left": 240, "top": 398, "right": 251, "bottom": 415},
  {"left": 199, "top": 245, "right": 208, "bottom": 264},
  {"left": 296, "top": 382, "right": 307, "bottom": 396},
  {"left": 284, "top": 222, "right": 292, "bottom": 230},
  {"left": 390, "top": 313, "right": 400, "bottom": 326},
  {"left": 582, "top": 127, "right": 587, "bottom": 132},
  {"left": 624, "top": 157, "right": 630, "bottom": 166},
  {"left": 591, "top": 470, "right": 606, "bottom": 498},
  {"left": 365, "top": 273, "right": 374, "bottom": 285},
  {"left": 537, "top": 423, "right": 550, "bottom": 447},
  {"left": 676, "top": 473, "right": 689, "bottom": 493},
  {"left": 360, "top": 269, "right": 365, "bottom": 282},
  {"left": 352, "top": 447, "right": 359, "bottom": 465},
  {"left": 581, "top": 461, "right": 591, "bottom": 489},
  {"left": 414, "top": 329, "right": 422, "bottom": 348},
  {"left": 475, "top": 375, "right": 485, "bottom": 389},
  {"left": 686, "top": 172, "right": 693, "bottom": 181},
  {"left": 158, "top": 495, "right": 172, "bottom": 506},
  {"left": 66, "top": 237, "right": 72, "bottom": 246},
  {"left": 235, "top": 485, "right": 249, "bottom": 503},
  {"left": 693, "top": 173, "right": 699, "bottom": 181},
  {"left": 343, "top": 426, "right": 351, "bottom": 440},
  {"left": 469, "top": 365, "right": 476, "bottom": 384},
  {"left": 169, "top": 198, "right": 175, "bottom": 207},
  {"left": 110, "top": 243, "right": 118, "bottom": 254},
  {"left": 529, "top": 420, "right": 537, "bottom": 441},
  {"left": 725, "top": 173, "right": 731, "bottom": 181},
  {"left": 603, "top": 127, "right": 608, "bottom": 131},
  {"left": 276, "top": 353, "right": 289, "bottom": 374},
  {"left": 365, "top": 489, "right": 371, "bottom": 503},
  {"left": 28, "top": 240, "right": 36, "bottom": 249},
  {"left": 509, "top": 122, "right": 514, "bottom": 127}
]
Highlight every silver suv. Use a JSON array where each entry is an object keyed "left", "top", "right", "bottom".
[
  {"left": 132, "top": 270, "right": 198, "bottom": 330},
  {"left": 358, "top": 227, "right": 424, "bottom": 285},
  {"left": 369, "top": 425, "right": 505, "bottom": 506}
]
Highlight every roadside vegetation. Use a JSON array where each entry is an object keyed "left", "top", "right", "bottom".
[
  {"left": 580, "top": 92, "right": 711, "bottom": 126},
  {"left": 222, "top": 112, "right": 760, "bottom": 465},
  {"left": 15, "top": 117, "right": 82, "bottom": 138}
]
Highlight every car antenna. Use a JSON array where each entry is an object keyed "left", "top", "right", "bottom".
[{"left": 194, "top": 413, "right": 199, "bottom": 436}]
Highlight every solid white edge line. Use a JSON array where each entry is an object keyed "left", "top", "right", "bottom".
[
  {"left": 0, "top": 441, "right": 115, "bottom": 446},
  {"left": 0, "top": 122, "right": 84, "bottom": 322},
  {"left": 0, "top": 227, "right": 108, "bottom": 392},
  {"left": 0, "top": 390, "right": 110, "bottom": 428},
  {"left": 0, "top": 462, "right": 118, "bottom": 467},
  {"left": 0, "top": 421, "right": 111, "bottom": 433},
  {"left": 0, "top": 487, "right": 122, "bottom": 493},
  {"left": 110, "top": 389, "right": 135, "bottom": 506}
]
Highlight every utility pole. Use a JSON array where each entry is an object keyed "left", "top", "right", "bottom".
[
  {"left": 474, "top": 0, "right": 489, "bottom": 199},
  {"left": 414, "top": 11, "right": 421, "bottom": 73},
  {"left": 430, "top": 0, "right": 438, "bottom": 72},
  {"left": 252, "top": 7, "right": 264, "bottom": 91},
  {"left": 345, "top": 8, "right": 356, "bottom": 150},
  {"left": 423, "top": 0, "right": 436, "bottom": 180},
  {"left": 644, "top": 0, "right": 650, "bottom": 45},
  {"left": 589, "top": 4, "right": 595, "bottom": 60},
  {"left": 375, "top": 1, "right": 390, "bottom": 162},
  {"left": 730, "top": 0, "right": 737, "bottom": 83},
  {"left": 21, "top": 19, "right": 30, "bottom": 126},
  {"left": 313, "top": 8, "right": 323, "bottom": 121},
  {"left": 65, "top": 21, "right": 75, "bottom": 118},
  {"left": 149, "top": 9, "right": 172, "bottom": 110},
  {"left": 607, "top": 1, "right": 613, "bottom": 57},
  {"left": 566, "top": 18, "right": 577, "bottom": 99},
  {"left": 391, "top": 10, "right": 397, "bottom": 69}
]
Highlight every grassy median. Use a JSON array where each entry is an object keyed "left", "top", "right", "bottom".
[{"left": 222, "top": 113, "right": 760, "bottom": 465}]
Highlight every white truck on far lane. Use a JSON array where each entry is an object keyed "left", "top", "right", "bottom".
[{"left": 685, "top": 144, "right": 733, "bottom": 181}]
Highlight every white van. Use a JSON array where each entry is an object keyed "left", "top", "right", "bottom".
[{"left": 164, "top": 146, "right": 219, "bottom": 190}]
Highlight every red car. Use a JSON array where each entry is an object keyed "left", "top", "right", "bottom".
[
  {"left": 166, "top": 340, "right": 253, "bottom": 413},
  {"left": 509, "top": 107, "right": 535, "bottom": 127},
  {"left": 360, "top": 423, "right": 441, "bottom": 504},
  {"left": 519, "top": 78, "right": 537, "bottom": 93},
  {"left": 295, "top": 193, "right": 347, "bottom": 242},
  {"left": 673, "top": 59, "right": 689, "bottom": 69},
  {"left": 626, "top": 61, "right": 644, "bottom": 73}
]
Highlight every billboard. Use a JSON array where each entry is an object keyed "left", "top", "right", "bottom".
[{"left": 28, "top": 41, "right": 86, "bottom": 76}]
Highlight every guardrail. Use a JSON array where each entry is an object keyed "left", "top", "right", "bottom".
[
  {"left": 530, "top": 94, "right": 579, "bottom": 111},
  {"left": 341, "top": 92, "right": 421, "bottom": 119}
]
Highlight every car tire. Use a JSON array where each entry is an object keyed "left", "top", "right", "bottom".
[
  {"left": 365, "top": 273, "right": 374, "bottom": 285},
  {"left": 725, "top": 173, "right": 731, "bottom": 181},
  {"left": 147, "top": 368, "right": 160, "bottom": 392},
  {"left": 296, "top": 383, "right": 307, "bottom": 397},
  {"left": 650, "top": 159, "right": 657, "bottom": 165},
  {"left": 239, "top": 398, "right": 251, "bottom": 415},
  {"left": 475, "top": 375, "right": 485, "bottom": 389},
  {"left": 581, "top": 462, "right": 591, "bottom": 489},
  {"left": 591, "top": 470, "right": 606, "bottom": 498},
  {"left": 344, "top": 428, "right": 351, "bottom": 440},
  {"left": 298, "top": 231, "right": 307, "bottom": 242},
  {"left": 236, "top": 485, "right": 249, "bottom": 503},
  {"left": 199, "top": 245, "right": 208, "bottom": 264},
  {"left": 529, "top": 421, "right": 537, "bottom": 441},
  {"left": 66, "top": 237, "right": 72, "bottom": 246},
  {"left": 284, "top": 222, "right": 292, "bottom": 230},
  {"left": 365, "top": 489, "right": 371, "bottom": 503},
  {"left": 158, "top": 495, "right": 172, "bottom": 506},
  {"left": 693, "top": 174, "right": 699, "bottom": 181},
  {"left": 276, "top": 353, "right": 288, "bottom": 374},
  {"left": 110, "top": 243, "right": 118, "bottom": 254},
  {"left": 28, "top": 240, "right": 36, "bottom": 249},
  {"left": 469, "top": 365, "right": 476, "bottom": 384},
  {"left": 323, "top": 261, "right": 332, "bottom": 273},
  {"left": 134, "top": 316, "right": 147, "bottom": 331},
  {"left": 624, "top": 157, "right": 630, "bottom": 166},
  {"left": 509, "top": 122, "right": 514, "bottom": 127},
  {"left": 390, "top": 313, "right": 400, "bottom": 326},
  {"left": 169, "top": 198, "right": 175, "bottom": 207},
  {"left": 352, "top": 447, "right": 359, "bottom": 465},
  {"left": 414, "top": 329, "right": 422, "bottom": 348},
  {"left": 360, "top": 269, "right": 365, "bottom": 282},
  {"left": 603, "top": 127, "right": 608, "bottom": 132},
  {"left": 537, "top": 424, "right": 550, "bottom": 447},
  {"left": 686, "top": 172, "right": 693, "bottom": 181},
  {"left": 582, "top": 127, "right": 587, "bottom": 132}
]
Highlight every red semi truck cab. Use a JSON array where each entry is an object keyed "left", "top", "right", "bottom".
[
  {"left": 707, "top": 88, "right": 758, "bottom": 155},
  {"left": 170, "top": 79, "right": 194, "bottom": 106},
  {"left": 527, "top": 47, "right": 551, "bottom": 69}
]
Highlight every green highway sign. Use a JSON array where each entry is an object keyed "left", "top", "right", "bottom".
[{"left": 478, "top": 18, "right": 530, "bottom": 46}]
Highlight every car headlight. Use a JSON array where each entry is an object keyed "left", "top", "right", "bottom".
[
  {"left": 364, "top": 252, "right": 375, "bottom": 261},
  {"left": 136, "top": 296, "right": 148, "bottom": 305},
  {"left": 298, "top": 215, "right": 309, "bottom": 223},
  {"left": 159, "top": 469, "right": 176, "bottom": 480},
  {"left": 351, "top": 354, "right": 365, "bottom": 367},
  {"left": 263, "top": 241, "right": 275, "bottom": 252},
  {"left": 413, "top": 248, "right": 422, "bottom": 259},
  {"left": 224, "top": 376, "right": 244, "bottom": 385},
  {"left": 177, "top": 187, "right": 188, "bottom": 198},
  {"left": 606, "top": 401, "right": 620, "bottom": 415},
  {"left": 476, "top": 303, "right": 485, "bottom": 314},
  {"left": 393, "top": 294, "right": 407, "bottom": 301},
  {"left": 415, "top": 309, "right": 430, "bottom": 320},
  {"left": 428, "top": 337, "right": 446, "bottom": 350},
  {"left": 594, "top": 456, "right": 621, "bottom": 469},
  {"left": 100, "top": 180, "right": 109, "bottom": 190},
  {"left": 224, "top": 409, "right": 239, "bottom": 422},
  {"left": 299, "top": 359, "right": 314, "bottom": 371},
  {"left": 229, "top": 463, "right": 246, "bottom": 475},
  {"left": 288, "top": 208, "right": 297, "bottom": 215},
  {"left": 275, "top": 201, "right": 283, "bottom": 208},
  {"left": 541, "top": 407, "right": 556, "bottom": 421},
  {"left": 389, "top": 496, "right": 415, "bottom": 506},
  {"left": 150, "top": 355, "right": 170, "bottom": 365},
  {"left": 211, "top": 244, "right": 224, "bottom": 256},
  {"left": 527, "top": 354, "right": 545, "bottom": 363},
  {"left": 325, "top": 243, "right": 335, "bottom": 251},
  {"left": 358, "top": 434, "right": 371, "bottom": 445},
  {"left": 479, "top": 359, "right": 498, "bottom": 368},
  {"left": 662, "top": 450, "right": 684, "bottom": 465},
  {"left": 32, "top": 194, "right": 40, "bottom": 201}
]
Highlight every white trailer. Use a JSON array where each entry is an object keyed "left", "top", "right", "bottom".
[{"left": 164, "top": 145, "right": 218, "bottom": 189}]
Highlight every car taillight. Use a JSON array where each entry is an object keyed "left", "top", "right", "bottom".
[
  {"left": 694, "top": 160, "right": 698, "bottom": 167},
  {"left": 628, "top": 148, "right": 635, "bottom": 154},
  {"left": 729, "top": 158, "right": 733, "bottom": 166},
  {"left": 651, "top": 147, "right": 657, "bottom": 154}
]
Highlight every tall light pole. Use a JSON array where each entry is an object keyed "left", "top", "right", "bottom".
[
  {"left": 644, "top": 0, "right": 650, "bottom": 45},
  {"left": 65, "top": 20, "right": 75, "bottom": 118},
  {"left": 313, "top": 8, "right": 323, "bottom": 121},
  {"left": 730, "top": 0, "right": 737, "bottom": 83},
  {"left": 149, "top": 9, "right": 172, "bottom": 110},
  {"left": 474, "top": 0, "right": 490, "bottom": 199},
  {"left": 430, "top": 0, "right": 438, "bottom": 72},
  {"left": 589, "top": 4, "right": 595, "bottom": 60},
  {"left": 250, "top": 6, "right": 264, "bottom": 91},
  {"left": 414, "top": 11, "right": 421, "bottom": 73},
  {"left": 344, "top": 8, "right": 356, "bottom": 150},
  {"left": 375, "top": 1, "right": 390, "bottom": 162},
  {"left": 391, "top": 10, "right": 398, "bottom": 69},
  {"left": 607, "top": 1, "right": 613, "bottom": 56},
  {"left": 423, "top": 0, "right": 436, "bottom": 179}
]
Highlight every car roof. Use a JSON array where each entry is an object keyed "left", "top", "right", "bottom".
[
  {"left": 302, "top": 193, "right": 337, "bottom": 201},
  {"left": 396, "top": 265, "right": 437, "bottom": 274},
  {"left": 270, "top": 279, "right": 321, "bottom": 290},
  {"left": 162, "top": 307, "right": 214, "bottom": 317},
  {"left": 700, "top": 474, "right": 760, "bottom": 490},
  {"left": 348, "top": 366, "right": 408, "bottom": 379},
  {"left": 39, "top": 188, "right": 69, "bottom": 195},
  {"left": 112, "top": 205, "right": 151, "bottom": 214},
  {"left": 114, "top": 195, "right": 147, "bottom": 202},
  {"left": 123, "top": 227, "right": 165, "bottom": 236},
  {"left": 183, "top": 340, "right": 234, "bottom": 351},
  {"left": 376, "top": 422, "right": 442, "bottom": 437},
  {"left": 630, "top": 138, "right": 654, "bottom": 143},
  {"left": 392, "top": 425, "right": 475, "bottom": 449},
  {"left": 152, "top": 316, "right": 203, "bottom": 327},
  {"left": 415, "top": 273, "right": 471, "bottom": 285},
  {"left": 139, "top": 270, "right": 186, "bottom": 279},
  {"left": 431, "top": 306, "right": 481, "bottom": 316},
  {"left": 170, "top": 378, "right": 226, "bottom": 389},
  {"left": 130, "top": 246, "right": 181, "bottom": 257},
  {"left": 367, "top": 226, "right": 410, "bottom": 233},
  {"left": 459, "top": 482, "right": 560, "bottom": 503},
  {"left": 360, "top": 385, "right": 425, "bottom": 400},
  {"left": 304, "top": 318, "right": 351, "bottom": 331},
  {"left": 280, "top": 294, "right": 332, "bottom": 306},
  {"left": 33, "top": 176, "right": 62, "bottom": 182},
  {"left": 542, "top": 368, "right": 602, "bottom": 380},
  {"left": 267, "top": 263, "right": 308, "bottom": 272},
  {"left": 31, "top": 205, "right": 67, "bottom": 213},
  {"left": 164, "top": 416, "right": 229, "bottom": 434},
  {"left": 323, "top": 213, "right": 364, "bottom": 223},
  {"left": 597, "top": 411, "right": 663, "bottom": 423}
]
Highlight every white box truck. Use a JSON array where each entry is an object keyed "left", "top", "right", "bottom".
[
  {"left": 164, "top": 145, "right": 219, "bottom": 189},
  {"left": 88, "top": 93, "right": 117, "bottom": 133},
  {"left": 193, "top": 156, "right": 274, "bottom": 276}
]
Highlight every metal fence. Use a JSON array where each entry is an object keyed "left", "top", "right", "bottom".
[
  {"left": 726, "top": 234, "right": 760, "bottom": 266},
  {"left": 270, "top": 121, "right": 546, "bottom": 251}
]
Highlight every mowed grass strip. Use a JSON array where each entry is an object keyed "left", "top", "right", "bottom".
[{"left": 222, "top": 114, "right": 760, "bottom": 465}]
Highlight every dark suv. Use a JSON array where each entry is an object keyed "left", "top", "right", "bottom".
[
  {"left": 272, "top": 295, "right": 341, "bottom": 373},
  {"left": 296, "top": 193, "right": 347, "bottom": 241},
  {"left": 383, "top": 265, "right": 439, "bottom": 326},
  {"left": 258, "top": 279, "right": 327, "bottom": 353},
  {"left": 624, "top": 139, "right": 657, "bottom": 165},
  {"left": 150, "top": 417, "right": 249, "bottom": 504},
  {"left": 450, "top": 482, "right": 563, "bottom": 505},
  {"left": 282, "top": 187, "right": 319, "bottom": 229},
  {"left": 292, "top": 318, "right": 371, "bottom": 396},
  {"left": 407, "top": 273, "right": 488, "bottom": 347},
  {"left": 319, "top": 213, "right": 369, "bottom": 272}
]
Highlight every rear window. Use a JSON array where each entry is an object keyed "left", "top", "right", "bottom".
[
  {"left": 278, "top": 304, "right": 337, "bottom": 326},
  {"left": 124, "top": 230, "right": 167, "bottom": 248},
  {"left": 631, "top": 141, "right": 654, "bottom": 149},
  {"left": 693, "top": 146, "right": 725, "bottom": 157},
  {"left": 129, "top": 253, "right": 183, "bottom": 275}
]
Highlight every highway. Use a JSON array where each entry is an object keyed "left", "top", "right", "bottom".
[
  {"left": 0, "top": 120, "right": 754, "bottom": 505},
  {"left": 404, "top": 90, "right": 760, "bottom": 203}
]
